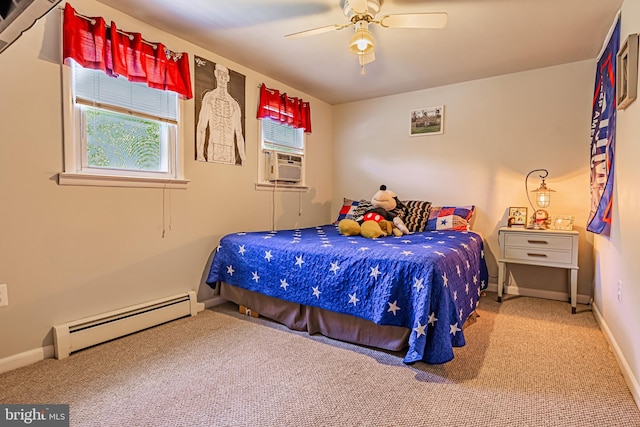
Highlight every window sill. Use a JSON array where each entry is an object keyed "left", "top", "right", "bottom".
[
  {"left": 58, "top": 172, "right": 190, "bottom": 189},
  {"left": 255, "top": 182, "right": 308, "bottom": 192}
]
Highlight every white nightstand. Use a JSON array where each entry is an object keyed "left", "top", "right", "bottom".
[{"left": 497, "top": 227, "right": 579, "bottom": 313}]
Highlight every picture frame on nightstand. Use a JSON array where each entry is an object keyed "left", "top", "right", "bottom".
[
  {"left": 508, "top": 207, "right": 527, "bottom": 227},
  {"left": 548, "top": 215, "right": 575, "bottom": 231}
]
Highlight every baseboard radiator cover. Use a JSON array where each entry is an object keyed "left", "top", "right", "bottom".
[{"left": 53, "top": 291, "right": 198, "bottom": 359}]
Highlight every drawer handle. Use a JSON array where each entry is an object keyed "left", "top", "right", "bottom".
[
  {"left": 527, "top": 253, "right": 548, "bottom": 258},
  {"left": 527, "top": 240, "right": 548, "bottom": 244}
]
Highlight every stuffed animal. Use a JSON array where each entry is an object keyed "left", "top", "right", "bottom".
[{"left": 338, "top": 185, "right": 410, "bottom": 238}]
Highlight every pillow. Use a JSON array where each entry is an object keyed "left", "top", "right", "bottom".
[
  {"left": 351, "top": 199, "right": 374, "bottom": 220},
  {"left": 398, "top": 200, "right": 432, "bottom": 232},
  {"left": 425, "top": 206, "right": 475, "bottom": 231},
  {"left": 334, "top": 199, "right": 373, "bottom": 223},
  {"left": 334, "top": 198, "right": 359, "bottom": 223}
]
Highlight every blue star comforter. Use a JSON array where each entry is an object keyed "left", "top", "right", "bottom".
[{"left": 206, "top": 225, "right": 488, "bottom": 364}]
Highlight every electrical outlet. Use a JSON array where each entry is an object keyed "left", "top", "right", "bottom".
[
  {"left": 0, "top": 284, "right": 7, "bottom": 307},
  {"left": 618, "top": 280, "right": 623, "bottom": 302}
]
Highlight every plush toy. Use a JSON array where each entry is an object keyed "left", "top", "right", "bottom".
[{"left": 338, "top": 185, "right": 410, "bottom": 238}]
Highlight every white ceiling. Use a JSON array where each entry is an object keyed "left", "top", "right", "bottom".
[{"left": 95, "top": 0, "right": 623, "bottom": 105}]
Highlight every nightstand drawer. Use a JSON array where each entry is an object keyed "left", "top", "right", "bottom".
[
  {"left": 504, "top": 247, "right": 573, "bottom": 264},
  {"left": 504, "top": 233, "right": 573, "bottom": 251}
]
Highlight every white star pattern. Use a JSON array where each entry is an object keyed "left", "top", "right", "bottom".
[
  {"left": 312, "top": 286, "right": 321, "bottom": 298},
  {"left": 465, "top": 283, "right": 470, "bottom": 294},
  {"left": 413, "top": 277, "right": 424, "bottom": 291},
  {"left": 388, "top": 300, "right": 401, "bottom": 315},
  {"left": 280, "top": 279, "right": 289, "bottom": 290},
  {"left": 459, "top": 308, "right": 464, "bottom": 320},
  {"left": 428, "top": 312, "right": 438, "bottom": 326},
  {"left": 348, "top": 293, "right": 360, "bottom": 306},
  {"left": 473, "top": 274, "right": 478, "bottom": 284},
  {"left": 453, "top": 290, "right": 458, "bottom": 301},
  {"left": 295, "top": 255, "right": 304, "bottom": 268},
  {"left": 450, "top": 323, "right": 461, "bottom": 336},
  {"left": 435, "top": 251, "right": 446, "bottom": 257},
  {"left": 401, "top": 250, "right": 413, "bottom": 256},
  {"left": 252, "top": 271, "right": 259, "bottom": 282},
  {"left": 330, "top": 261, "right": 340, "bottom": 274},
  {"left": 370, "top": 265, "right": 381, "bottom": 280},
  {"left": 413, "top": 321, "right": 427, "bottom": 338},
  {"left": 456, "top": 265, "right": 461, "bottom": 276},
  {"left": 264, "top": 251, "right": 272, "bottom": 262},
  {"left": 238, "top": 245, "right": 246, "bottom": 255},
  {"left": 442, "top": 272, "right": 448, "bottom": 287},
  {"left": 226, "top": 265, "right": 234, "bottom": 276}
]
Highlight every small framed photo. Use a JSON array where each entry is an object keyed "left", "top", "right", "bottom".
[
  {"left": 410, "top": 106, "right": 444, "bottom": 136},
  {"left": 549, "top": 215, "right": 575, "bottom": 231},
  {"left": 508, "top": 207, "right": 528, "bottom": 227},
  {"left": 617, "top": 33, "right": 638, "bottom": 110}
]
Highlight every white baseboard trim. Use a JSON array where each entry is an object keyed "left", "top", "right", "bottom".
[
  {"left": 0, "top": 345, "right": 55, "bottom": 374},
  {"left": 485, "top": 283, "right": 590, "bottom": 305},
  {"left": 592, "top": 302, "right": 640, "bottom": 411}
]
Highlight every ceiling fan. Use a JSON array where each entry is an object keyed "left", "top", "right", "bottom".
[{"left": 285, "top": 0, "right": 447, "bottom": 74}]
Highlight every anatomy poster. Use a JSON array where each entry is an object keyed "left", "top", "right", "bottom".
[{"left": 194, "top": 56, "right": 246, "bottom": 165}]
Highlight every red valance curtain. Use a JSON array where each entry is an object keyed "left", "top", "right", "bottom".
[
  {"left": 62, "top": 3, "right": 192, "bottom": 99},
  {"left": 256, "top": 84, "right": 312, "bottom": 133}
]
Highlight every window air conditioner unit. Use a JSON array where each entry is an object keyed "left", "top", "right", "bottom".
[
  {"left": 266, "top": 150, "right": 302, "bottom": 183},
  {"left": 0, "top": 0, "right": 62, "bottom": 54}
]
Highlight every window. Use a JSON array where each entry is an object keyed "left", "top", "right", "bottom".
[
  {"left": 60, "top": 61, "right": 188, "bottom": 188},
  {"left": 257, "top": 118, "right": 306, "bottom": 189},
  {"left": 262, "top": 118, "right": 304, "bottom": 155}
]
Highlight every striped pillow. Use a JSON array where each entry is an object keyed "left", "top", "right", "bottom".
[{"left": 398, "top": 200, "right": 432, "bottom": 232}]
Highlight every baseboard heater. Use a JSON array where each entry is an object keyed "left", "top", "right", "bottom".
[{"left": 53, "top": 291, "right": 199, "bottom": 359}]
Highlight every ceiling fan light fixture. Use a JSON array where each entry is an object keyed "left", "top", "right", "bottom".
[{"left": 348, "top": 28, "right": 375, "bottom": 56}]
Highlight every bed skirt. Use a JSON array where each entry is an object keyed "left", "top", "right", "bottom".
[{"left": 220, "top": 282, "right": 411, "bottom": 352}]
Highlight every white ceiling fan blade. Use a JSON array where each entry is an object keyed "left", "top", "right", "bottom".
[
  {"left": 379, "top": 13, "right": 448, "bottom": 29},
  {"left": 348, "top": 0, "right": 370, "bottom": 14},
  {"left": 285, "top": 23, "right": 349, "bottom": 39}
]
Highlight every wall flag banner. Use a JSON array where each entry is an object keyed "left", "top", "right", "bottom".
[{"left": 587, "top": 16, "right": 620, "bottom": 234}]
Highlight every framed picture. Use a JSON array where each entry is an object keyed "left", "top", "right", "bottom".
[
  {"left": 617, "top": 33, "right": 638, "bottom": 110},
  {"left": 508, "top": 207, "right": 528, "bottom": 227},
  {"left": 410, "top": 106, "right": 444, "bottom": 136},
  {"left": 549, "top": 215, "right": 575, "bottom": 231}
]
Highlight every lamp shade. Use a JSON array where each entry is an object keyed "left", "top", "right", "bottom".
[
  {"left": 349, "top": 28, "right": 375, "bottom": 56},
  {"left": 531, "top": 180, "right": 554, "bottom": 208}
]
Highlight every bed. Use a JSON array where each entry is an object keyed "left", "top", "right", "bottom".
[{"left": 206, "top": 206, "right": 488, "bottom": 364}]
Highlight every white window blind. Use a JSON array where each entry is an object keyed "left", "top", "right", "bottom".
[
  {"left": 73, "top": 62, "right": 178, "bottom": 123},
  {"left": 262, "top": 118, "right": 303, "bottom": 154}
]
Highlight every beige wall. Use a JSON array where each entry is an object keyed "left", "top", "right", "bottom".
[
  {"left": 0, "top": 0, "right": 334, "bottom": 359},
  {"left": 592, "top": 0, "right": 640, "bottom": 406},
  {"left": 333, "top": 61, "right": 595, "bottom": 301}
]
